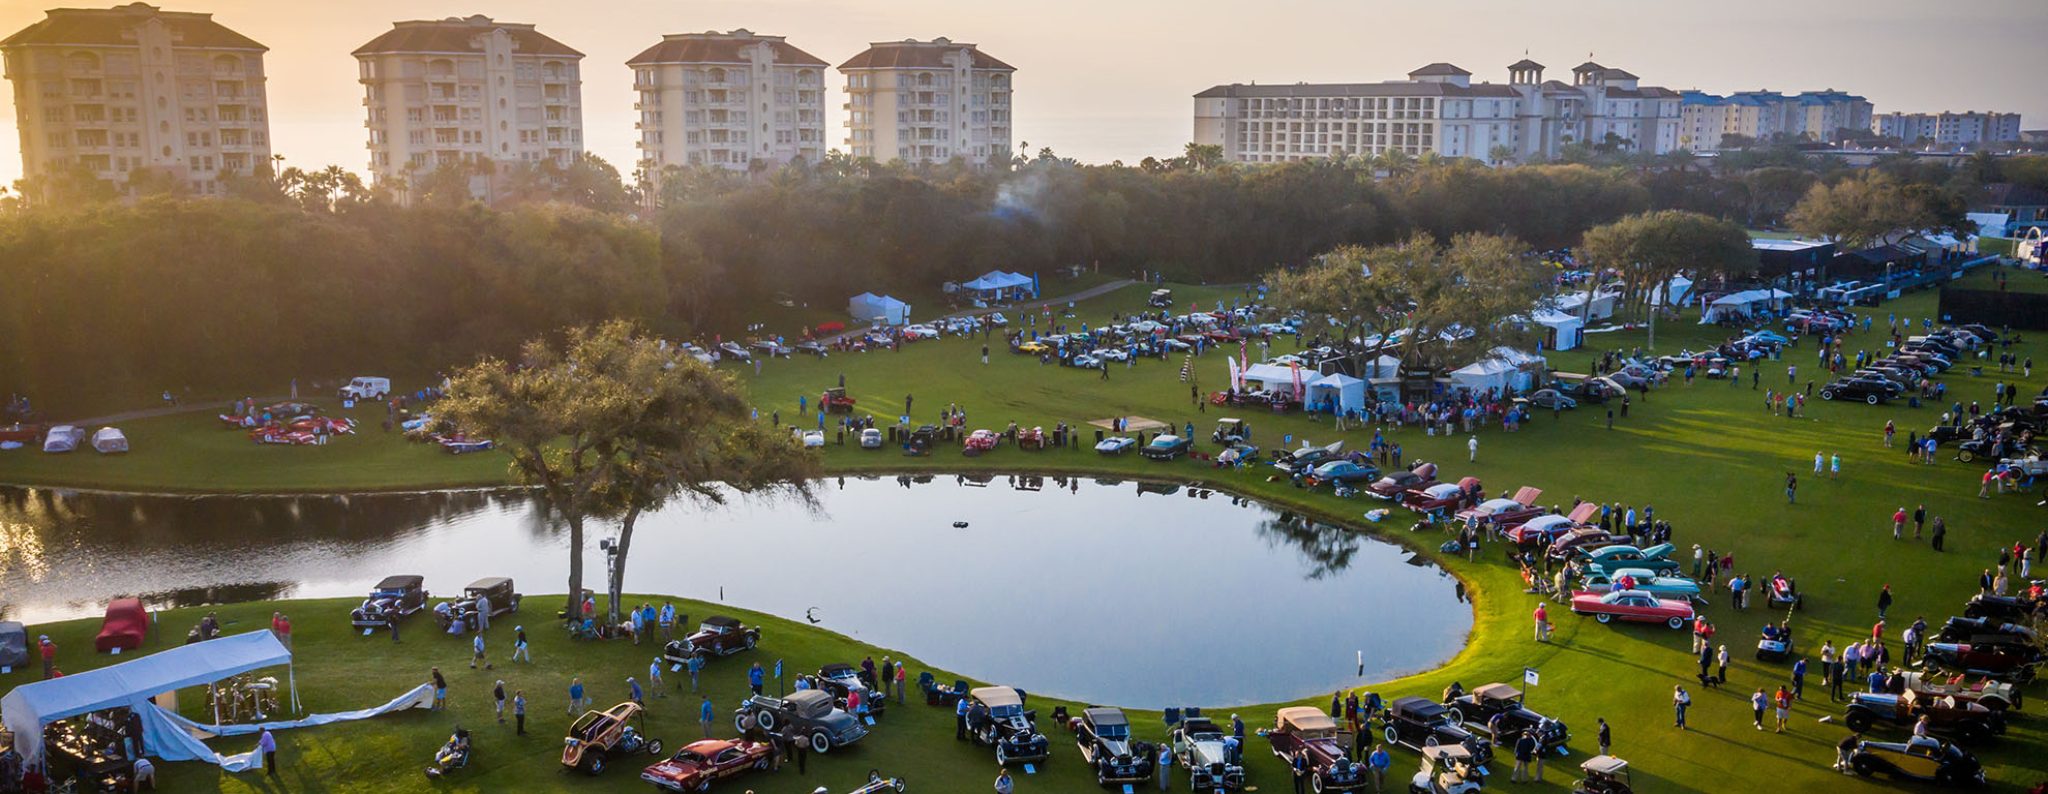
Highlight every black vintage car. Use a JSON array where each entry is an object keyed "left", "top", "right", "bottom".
[
  {"left": 1843, "top": 690, "right": 2006, "bottom": 743},
  {"left": 1818, "top": 376, "right": 1900, "bottom": 405},
  {"left": 1073, "top": 707, "right": 1155, "bottom": 786},
  {"left": 1444, "top": 683, "right": 1569, "bottom": 753},
  {"left": 1962, "top": 593, "right": 2046, "bottom": 622},
  {"left": 437, "top": 577, "right": 520, "bottom": 630},
  {"left": 733, "top": 689, "right": 868, "bottom": 753},
  {"left": 803, "top": 662, "right": 885, "bottom": 718},
  {"left": 966, "top": 686, "right": 1050, "bottom": 766},
  {"left": 1919, "top": 639, "right": 2044, "bottom": 684},
  {"left": 1935, "top": 617, "right": 2038, "bottom": 644},
  {"left": 1848, "top": 736, "right": 1985, "bottom": 785},
  {"left": 1380, "top": 696, "right": 1493, "bottom": 768},
  {"left": 350, "top": 575, "right": 427, "bottom": 628},
  {"left": 660, "top": 616, "right": 759, "bottom": 666}
]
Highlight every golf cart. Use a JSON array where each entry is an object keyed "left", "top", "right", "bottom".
[
  {"left": 1212, "top": 418, "right": 1250, "bottom": 445},
  {"left": 1409, "top": 744, "right": 1484, "bottom": 794},
  {"left": 1149, "top": 288, "right": 1174, "bottom": 308},
  {"left": 821, "top": 387, "right": 857, "bottom": 413},
  {"left": 1571, "top": 755, "right": 1633, "bottom": 794}
]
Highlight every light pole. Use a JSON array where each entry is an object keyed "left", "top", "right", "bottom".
[{"left": 600, "top": 537, "right": 622, "bottom": 625}]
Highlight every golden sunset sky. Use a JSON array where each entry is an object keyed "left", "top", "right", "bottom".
[{"left": 3, "top": 0, "right": 2044, "bottom": 187}]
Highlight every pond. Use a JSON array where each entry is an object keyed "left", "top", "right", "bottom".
[{"left": 0, "top": 477, "right": 1470, "bottom": 707}]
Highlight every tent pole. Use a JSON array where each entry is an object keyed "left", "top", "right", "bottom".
[
  {"left": 289, "top": 661, "right": 300, "bottom": 714},
  {"left": 211, "top": 683, "right": 220, "bottom": 726}
]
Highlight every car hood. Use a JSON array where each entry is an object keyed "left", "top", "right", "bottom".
[{"left": 818, "top": 711, "right": 863, "bottom": 732}]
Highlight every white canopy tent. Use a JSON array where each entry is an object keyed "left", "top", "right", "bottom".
[
  {"left": 959, "top": 270, "right": 1037, "bottom": 299},
  {"left": 1554, "top": 290, "right": 1617, "bottom": 321},
  {"left": 846, "top": 293, "right": 911, "bottom": 326},
  {"left": 1530, "top": 309, "right": 1585, "bottom": 352},
  {"left": 1236, "top": 362, "right": 1299, "bottom": 392},
  {"left": 1360, "top": 354, "right": 1403, "bottom": 379},
  {"left": 1699, "top": 288, "right": 1792, "bottom": 324},
  {"left": 1448, "top": 347, "right": 1544, "bottom": 394},
  {"left": 1306, "top": 372, "right": 1367, "bottom": 415},
  {"left": 1652, "top": 276, "right": 1693, "bottom": 307}
]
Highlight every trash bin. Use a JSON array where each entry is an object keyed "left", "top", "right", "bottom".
[
  {"left": 888, "top": 426, "right": 899, "bottom": 442},
  {"left": 1094, "top": 429, "right": 1104, "bottom": 443}
]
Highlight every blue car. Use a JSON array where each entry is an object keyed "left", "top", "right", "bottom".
[{"left": 1310, "top": 460, "right": 1379, "bottom": 485}]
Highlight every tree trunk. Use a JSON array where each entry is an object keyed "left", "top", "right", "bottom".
[
  {"left": 608, "top": 505, "right": 644, "bottom": 627},
  {"left": 565, "top": 512, "right": 586, "bottom": 623}
]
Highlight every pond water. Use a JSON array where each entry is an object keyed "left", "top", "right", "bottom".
[{"left": 0, "top": 477, "right": 1470, "bottom": 707}]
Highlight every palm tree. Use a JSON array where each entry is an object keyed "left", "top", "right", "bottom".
[{"left": 1488, "top": 144, "right": 1517, "bottom": 167}]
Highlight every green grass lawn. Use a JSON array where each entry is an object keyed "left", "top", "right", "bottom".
[
  {"left": 4, "top": 283, "right": 2048, "bottom": 791},
  {"left": 1954, "top": 264, "right": 2048, "bottom": 295}
]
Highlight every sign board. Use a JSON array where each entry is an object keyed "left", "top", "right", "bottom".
[{"left": 1524, "top": 667, "right": 1540, "bottom": 687}]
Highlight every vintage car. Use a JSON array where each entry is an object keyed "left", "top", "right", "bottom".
[
  {"left": 1818, "top": 376, "right": 1900, "bottom": 405},
  {"left": 751, "top": 340, "right": 792, "bottom": 358},
  {"left": 1016, "top": 340, "right": 1052, "bottom": 355},
  {"left": 1935, "top": 617, "right": 2038, "bottom": 645},
  {"left": 1918, "top": 640, "right": 2044, "bottom": 683},
  {"left": 966, "top": 686, "right": 1049, "bottom": 765},
  {"left": 804, "top": 662, "right": 886, "bottom": 718},
  {"left": 1170, "top": 715, "right": 1246, "bottom": 792},
  {"left": 350, "top": 575, "right": 428, "bottom": 628},
  {"left": 1570, "top": 755, "right": 1633, "bottom": 794},
  {"left": 1096, "top": 436, "right": 1138, "bottom": 455},
  {"left": 1763, "top": 574, "right": 1804, "bottom": 610},
  {"left": 964, "top": 429, "right": 1001, "bottom": 454},
  {"left": 800, "top": 430, "right": 826, "bottom": 449},
  {"left": 859, "top": 428, "right": 884, "bottom": 449},
  {"left": 1311, "top": 460, "right": 1380, "bottom": 485},
  {"left": 1575, "top": 543, "right": 1681, "bottom": 576},
  {"left": 1272, "top": 441, "right": 1345, "bottom": 475},
  {"left": 639, "top": 739, "right": 772, "bottom": 791},
  {"left": 1366, "top": 462, "right": 1439, "bottom": 500},
  {"left": 717, "top": 341, "right": 753, "bottom": 362},
  {"left": 795, "top": 340, "right": 828, "bottom": 357},
  {"left": 1212, "top": 418, "right": 1251, "bottom": 445},
  {"left": 1507, "top": 505, "right": 1598, "bottom": 546},
  {"left": 1844, "top": 690, "right": 2006, "bottom": 743},
  {"left": 1569, "top": 590, "right": 1694, "bottom": 630},
  {"left": 1847, "top": 736, "right": 1985, "bottom": 785},
  {"left": 1523, "top": 388, "right": 1578, "bottom": 411},
  {"left": 1545, "top": 529, "right": 1618, "bottom": 562},
  {"left": 1454, "top": 487, "right": 1544, "bottom": 530},
  {"left": 734, "top": 689, "right": 869, "bottom": 753},
  {"left": 1140, "top": 434, "right": 1193, "bottom": 461},
  {"left": 1378, "top": 698, "right": 1493, "bottom": 768},
  {"left": 1962, "top": 592, "right": 2045, "bottom": 622},
  {"left": 1901, "top": 671, "right": 2023, "bottom": 712},
  {"left": 662, "top": 616, "right": 760, "bottom": 665},
  {"left": 1409, "top": 744, "right": 1484, "bottom": 794},
  {"left": 1445, "top": 683, "right": 1569, "bottom": 753},
  {"left": 1403, "top": 478, "right": 1481, "bottom": 515},
  {"left": 563, "top": 701, "right": 664, "bottom": 775},
  {"left": 821, "top": 387, "right": 857, "bottom": 413},
  {"left": 1073, "top": 707, "right": 1155, "bottom": 785},
  {"left": 1268, "top": 707, "right": 1368, "bottom": 792},
  {"left": 435, "top": 577, "right": 519, "bottom": 630}
]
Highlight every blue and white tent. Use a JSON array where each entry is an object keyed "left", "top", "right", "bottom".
[{"left": 847, "top": 292, "right": 911, "bottom": 325}]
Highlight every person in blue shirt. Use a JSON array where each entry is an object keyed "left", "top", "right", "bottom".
[
  {"left": 699, "top": 695, "right": 715, "bottom": 737},
  {"left": 686, "top": 654, "right": 704, "bottom": 692},
  {"left": 748, "top": 663, "right": 765, "bottom": 695},
  {"left": 1368, "top": 744, "right": 1391, "bottom": 790},
  {"left": 1792, "top": 658, "right": 1808, "bottom": 699},
  {"left": 567, "top": 677, "right": 586, "bottom": 715},
  {"left": 628, "top": 676, "right": 643, "bottom": 706},
  {"left": 956, "top": 696, "right": 972, "bottom": 740},
  {"left": 1867, "top": 669, "right": 1885, "bottom": 693},
  {"left": 1231, "top": 713, "right": 1244, "bottom": 741}
]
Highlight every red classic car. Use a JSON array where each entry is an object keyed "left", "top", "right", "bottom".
[
  {"left": 1454, "top": 486, "right": 1543, "bottom": 527},
  {"left": 640, "top": 739, "right": 773, "bottom": 791},
  {"left": 1402, "top": 477, "right": 1481, "bottom": 514},
  {"left": 1507, "top": 503, "right": 1599, "bottom": 545},
  {"left": 1547, "top": 527, "right": 1618, "bottom": 561},
  {"left": 1265, "top": 707, "right": 1367, "bottom": 791},
  {"left": 1365, "top": 462, "right": 1438, "bottom": 500},
  {"left": 1570, "top": 589, "right": 1695, "bottom": 629}
]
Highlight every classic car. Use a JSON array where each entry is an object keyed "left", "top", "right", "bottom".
[
  {"left": 1366, "top": 462, "right": 1439, "bottom": 500},
  {"left": 795, "top": 340, "right": 828, "bottom": 357},
  {"left": 1268, "top": 707, "right": 1368, "bottom": 792},
  {"left": 1569, "top": 590, "right": 1695, "bottom": 629},
  {"left": 1454, "top": 487, "right": 1544, "bottom": 529},
  {"left": 350, "top": 575, "right": 428, "bottom": 628},
  {"left": 1272, "top": 441, "right": 1345, "bottom": 475},
  {"left": 1818, "top": 376, "right": 1900, "bottom": 404},
  {"left": 900, "top": 324, "right": 940, "bottom": 340},
  {"left": 435, "top": 577, "right": 519, "bottom": 630},
  {"left": 1844, "top": 689, "right": 2005, "bottom": 743},
  {"left": 965, "top": 686, "right": 1050, "bottom": 765},
  {"left": 1935, "top": 617, "right": 2038, "bottom": 645},
  {"left": 1073, "top": 707, "right": 1155, "bottom": 785},
  {"left": 1901, "top": 671, "right": 2023, "bottom": 712},
  {"left": 717, "top": 341, "right": 753, "bottom": 362},
  {"left": 964, "top": 429, "right": 1001, "bottom": 454},
  {"left": 1575, "top": 544, "right": 1682, "bottom": 577},
  {"left": 751, "top": 340, "right": 792, "bottom": 358},
  {"left": 1577, "top": 569, "right": 1701, "bottom": 603},
  {"left": 661, "top": 616, "right": 759, "bottom": 665},
  {"left": 1444, "top": 683, "right": 1569, "bottom": 753},
  {"left": 1378, "top": 698, "right": 1493, "bottom": 768},
  {"left": 1016, "top": 340, "right": 1052, "bottom": 355},
  {"left": 803, "top": 662, "right": 886, "bottom": 718},
  {"left": 564, "top": 701, "right": 664, "bottom": 775},
  {"left": 1546, "top": 529, "right": 1619, "bottom": 562},
  {"left": 1409, "top": 744, "right": 1484, "bottom": 794},
  {"left": 1073, "top": 354, "right": 1105, "bottom": 369},
  {"left": 1016, "top": 426, "right": 1049, "bottom": 450},
  {"left": 1140, "top": 434, "right": 1193, "bottom": 461},
  {"left": 1403, "top": 478, "right": 1482, "bottom": 514},
  {"left": 1212, "top": 417, "right": 1251, "bottom": 445},
  {"left": 1962, "top": 592, "right": 2045, "bottom": 622},
  {"left": 1571, "top": 754, "right": 1633, "bottom": 794},
  {"left": 800, "top": 430, "right": 826, "bottom": 448},
  {"left": 820, "top": 387, "right": 857, "bottom": 413},
  {"left": 1847, "top": 736, "right": 1985, "bottom": 785},
  {"left": 859, "top": 428, "right": 884, "bottom": 449},
  {"left": 1506, "top": 504, "right": 1598, "bottom": 546},
  {"left": 734, "top": 689, "right": 869, "bottom": 753},
  {"left": 1918, "top": 640, "right": 2044, "bottom": 683},
  {"left": 1096, "top": 436, "right": 1138, "bottom": 455},
  {"left": 1311, "top": 460, "right": 1380, "bottom": 485},
  {"left": 1523, "top": 389, "right": 1578, "bottom": 411},
  {"left": 1763, "top": 573, "right": 1804, "bottom": 610},
  {"left": 1170, "top": 715, "right": 1246, "bottom": 792},
  {"left": 639, "top": 739, "right": 772, "bottom": 791}
]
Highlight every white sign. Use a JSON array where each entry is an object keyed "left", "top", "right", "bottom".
[{"left": 1523, "top": 667, "right": 1540, "bottom": 687}]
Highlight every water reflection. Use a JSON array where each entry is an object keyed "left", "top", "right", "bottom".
[{"left": 0, "top": 479, "right": 1469, "bottom": 707}]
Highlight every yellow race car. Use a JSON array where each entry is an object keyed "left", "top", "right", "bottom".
[
  {"left": 1016, "top": 341, "right": 1051, "bottom": 354},
  {"left": 1848, "top": 736, "right": 1985, "bottom": 786}
]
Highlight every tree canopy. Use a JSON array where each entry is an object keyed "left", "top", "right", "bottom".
[{"left": 1580, "top": 210, "right": 1758, "bottom": 317}]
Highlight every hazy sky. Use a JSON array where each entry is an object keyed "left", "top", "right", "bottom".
[{"left": 3, "top": 0, "right": 2045, "bottom": 187}]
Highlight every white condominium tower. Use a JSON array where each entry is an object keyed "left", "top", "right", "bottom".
[
  {"left": 838, "top": 37, "right": 1013, "bottom": 166},
  {"left": 629, "top": 29, "right": 828, "bottom": 181}
]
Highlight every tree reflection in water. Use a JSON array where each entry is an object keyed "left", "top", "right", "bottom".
[{"left": 1257, "top": 511, "right": 1361, "bottom": 580}]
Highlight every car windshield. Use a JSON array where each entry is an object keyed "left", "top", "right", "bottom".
[
  {"left": 698, "top": 623, "right": 727, "bottom": 634},
  {"left": 989, "top": 704, "right": 1023, "bottom": 719},
  {"left": 1096, "top": 723, "right": 1129, "bottom": 739}
]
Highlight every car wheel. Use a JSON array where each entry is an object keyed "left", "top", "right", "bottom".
[
  {"left": 1667, "top": 617, "right": 1686, "bottom": 630},
  {"left": 745, "top": 634, "right": 758, "bottom": 650},
  {"left": 1866, "top": 394, "right": 1881, "bottom": 405},
  {"left": 1595, "top": 613, "right": 1613, "bottom": 624},
  {"left": 1384, "top": 726, "right": 1399, "bottom": 744},
  {"left": 756, "top": 710, "right": 777, "bottom": 731},
  {"left": 1845, "top": 712, "right": 1872, "bottom": 732},
  {"left": 644, "top": 739, "right": 661, "bottom": 756},
  {"left": 1311, "top": 775, "right": 1327, "bottom": 794},
  {"left": 1957, "top": 450, "right": 1975, "bottom": 462},
  {"left": 1423, "top": 735, "right": 1439, "bottom": 748},
  {"left": 1820, "top": 390, "right": 1835, "bottom": 401},
  {"left": 809, "top": 730, "right": 832, "bottom": 754},
  {"left": 735, "top": 713, "right": 753, "bottom": 732},
  {"left": 996, "top": 744, "right": 1008, "bottom": 766},
  {"left": 582, "top": 752, "right": 605, "bottom": 776},
  {"left": 1449, "top": 706, "right": 1468, "bottom": 726}
]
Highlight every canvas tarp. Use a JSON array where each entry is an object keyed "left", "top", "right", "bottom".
[
  {"left": 1237, "top": 363, "right": 1298, "bottom": 389},
  {"left": 962, "top": 271, "right": 1032, "bottom": 291},
  {"left": 2, "top": 632, "right": 292, "bottom": 765},
  {"left": 1449, "top": 348, "right": 1544, "bottom": 393},
  {"left": 139, "top": 683, "right": 434, "bottom": 772},
  {"left": 0, "top": 621, "right": 25, "bottom": 669},
  {"left": 1700, "top": 288, "right": 1792, "bottom": 323}
]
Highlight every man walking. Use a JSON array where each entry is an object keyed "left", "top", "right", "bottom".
[
  {"left": 1792, "top": 658, "right": 1807, "bottom": 700},
  {"left": 1467, "top": 435, "right": 1479, "bottom": 463},
  {"left": 1596, "top": 718, "right": 1611, "bottom": 756},
  {"left": 1512, "top": 730, "right": 1536, "bottom": 782},
  {"left": 493, "top": 680, "right": 507, "bottom": 724},
  {"left": 1751, "top": 688, "right": 1768, "bottom": 730},
  {"left": 1369, "top": 744, "right": 1391, "bottom": 792},
  {"left": 1533, "top": 603, "right": 1550, "bottom": 642},
  {"left": 699, "top": 695, "right": 715, "bottom": 738},
  {"left": 37, "top": 635, "right": 56, "bottom": 680},
  {"left": 687, "top": 653, "right": 704, "bottom": 692},
  {"left": 1930, "top": 517, "right": 1946, "bottom": 551},
  {"left": 1891, "top": 508, "right": 1906, "bottom": 540},
  {"left": 1877, "top": 584, "right": 1893, "bottom": 620},
  {"left": 1785, "top": 472, "right": 1797, "bottom": 504},
  {"left": 1912, "top": 505, "right": 1925, "bottom": 539},
  {"left": 257, "top": 728, "right": 278, "bottom": 777},
  {"left": 567, "top": 677, "right": 587, "bottom": 715}
]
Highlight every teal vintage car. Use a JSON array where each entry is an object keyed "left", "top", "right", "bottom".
[
  {"left": 1577, "top": 568, "right": 1703, "bottom": 603},
  {"left": 1576, "top": 543, "right": 1682, "bottom": 577}
]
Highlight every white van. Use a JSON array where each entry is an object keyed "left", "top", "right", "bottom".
[{"left": 337, "top": 377, "right": 391, "bottom": 401}]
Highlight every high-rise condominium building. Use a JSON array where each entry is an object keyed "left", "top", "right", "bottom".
[
  {"left": 838, "top": 37, "right": 1013, "bottom": 166},
  {"left": 628, "top": 29, "right": 827, "bottom": 182},
  {"left": 353, "top": 15, "right": 583, "bottom": 197},
  {"left": 1873, "top": 111, "right": 2023, "bottom": 149},
  {"left": 1678, "top": 90, "right": 1872, "bottom": 151},
  {"left": 1194, "top": 60, "right": 1680, "bottom": 166},
  {"left": 2, "top": 2, "right": 269, "bottom": 196}
]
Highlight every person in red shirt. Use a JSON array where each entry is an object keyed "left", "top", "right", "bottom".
[
  {"left": 38, "top": 635, "right": 56, "bottom": 680},
  {"left": 1533, "top": 604, "right": 1550, "bottom": 642},
  {"left": 272, "top": 612, "right": 293, "bottom": 650},
  {"left": 1773, "top": 686, "right": 1792, "bottom": 732}
]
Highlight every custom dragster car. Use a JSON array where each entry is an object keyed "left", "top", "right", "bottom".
[
  {"left": 1171, "top": 715, "right": 1246, "bottom": 792},
  {"left": 1445, "top": 683, "right": 1569, "bottom": 753},
  {"left": 734, "top": 689, "right": 869, "bottom": 753},
  {"left": 1073, "top": 707, "right": 1156, "bottom": 786},
  {"left": 639, "top": 739, "right": 771, "bottom": 791},
  {"left": 1268, "top": 707, "right": 1367, "bottom": 792},
  {"left": 966, "top": 686, "right": 1051, "bottom": 766},
  {"left": 662, "top": 616, "right": 759, "bottom": 665},
  {"left": 350, "top": 575, "right": 428, "bottom": 628}
]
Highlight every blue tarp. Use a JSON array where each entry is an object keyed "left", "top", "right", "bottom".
[
  {"left": 3, "top": 632, "right": 291, "bottom": 765},
  {"left": 142, "top": 683, "right": 434, "bottom": 771}
]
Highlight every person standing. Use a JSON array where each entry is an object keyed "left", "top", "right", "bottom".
[
  {"left": 687, "top": 653, "right": 704, "bottom": 692},
  {"left": 1596, "top": 717, "right": 1611, "bottom": 756},
  {"left": 1291, "top": 752, "right": 1309, "bottom": 794},
  {"left": 1533, "top": 603, "right": 1550, "bottom": 642},
  {"left": 1785, "top": 472, "right": 1797, "bottom": 504},
  {"left": 1717, "top": 644, "right": 1731, "bottom": 685},
  {"left": 271, "top": 612, "right": 292, "bottom": 651},
  {"left": 1774, "top": 686, "right": 1792, "bottom": 732},
  {"left": 628, "top": 676, "right": 644, "bottom": 707},
  {"left": 1930, "top": 517, "right": 1946, "bottom": 552},
  {"left": 1369, "top": 744, "right": 1391, "bottom": 792},
  {"left": 748, "top": 662, "right": 765, "bottom": 696},
  {"left": 257, "top": 728, "right": 278, "bottom": 777},
  {"left": 470, "top": 633, "right": 486, "bottom": 669},
  {"left": 1792, "top": 657, "right": 1808, "bottom": 700},
  {"left": 1750, "top": 689, "right": 1768, "bottom": 730},
  {"left": 1891, "top": 508, "right": 1906, "bottom": 540},
  {"left": 1468, "top": 435, "right": 1479, "bottom": 463},
  {"left": 994, "top": 768, "right": 1015, "bottom": 794},
  {"left": 649, "top": 657, "right": 666, "bottom": 698},
  {"left": 956, "top": 696, "right": 971, "bottom": 740},
  {"left": 493, "top": 680, "right": 507, "bottom": 724},
  {"left": 1673, "top": 685, "right": 1691, "bottom": 729},
  {"left": 1912, "top": 505, "right": 1925, "bottom": 539},
  {"left": 1876, "top": 585, "right": 1893, "bottom": 620},
  {"left": 1157, "top": 742, "right": 1172, "bottom": 790},
  {"left": 1830, "top": 453, "right": 1840, "bottom": 480},
  {"left": 699, "top": 695, "right": 715, "bottom": 738},
  {"left": 895, "top": 664, "right": 908, "bottom": 705},
  {"left": 431, "top": 667, "right": 448, "bottom": 710},
  {"left": 568, "top": 677, "right": 587, "bottom": 715},
  {"left": 37, "top": 635, "right": 55, "bottom": 680},
  {"left": 659, "top": 602, "right": 676, "bottom": 641},
  {"left": 1512, "top": 730, "right": 1536, "bottom": 782}
]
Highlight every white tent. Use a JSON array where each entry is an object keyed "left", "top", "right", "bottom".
[
  {"left": 1530, "top": 309, "right": 1585, "bottom": 352},
  {"left": 846, "top": 293, "right": 911, "bottom": 326},
  {"left": 1652, "top": 276, "right": 1693, "bottom": 307},
  {"left": 1699, "top": 288, "right": 1792, "bottom": 324},
  {"left": 1449, "top": 347, "right": 1544, "bottom": 394},
  {"left": 1554, "top": 290, "right": 1617, "bottom": 321},
  {"left": 1360, "top": 354, "right": 1402, "bottom": 379},
  {"left": 1237, "top": 362, "right": 1298, "bottom": 391},
  {"left": 1306, "top": 372, "right": 1367, "bottom": 415}
]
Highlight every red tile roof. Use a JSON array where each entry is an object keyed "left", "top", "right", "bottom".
[
  {"left": 1407, "top": 62, "right": 1471, "bottom": 77},
  {"left": 2, "top": 3, "right": 263, "bottom": 51},
  {"left": 627, "top": 32, "right": 825, "bottom": 67},
  {"left": 353, "top": 16, "right": 581, "bottom": 58},
  {"left": 838, "top": 39, "right": 1013, "bottom": 71}
]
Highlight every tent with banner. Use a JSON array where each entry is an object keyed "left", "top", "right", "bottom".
[
  {"left": 847, "top": 292, "right": 911, "bottom": 326},
  {"left": 1306, "top": 372, "right": 1367, "bottom": 415},
  {"left": 1553, "top": 290, "right": 1617, "bottom": 321},
  {"left": 0, "top": 631, "right": 430, "bottom": 773}
]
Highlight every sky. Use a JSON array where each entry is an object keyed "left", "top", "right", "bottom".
[{"left": 2, "top": 0, "right": 2045, "bottom": 188}]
